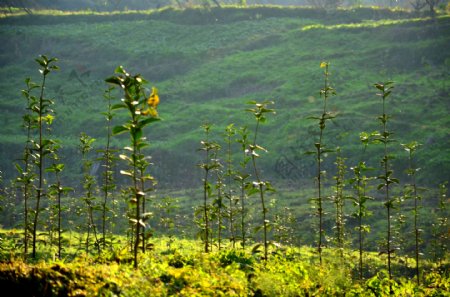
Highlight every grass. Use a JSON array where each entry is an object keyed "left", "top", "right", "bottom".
[{"left": 0, "top": 229, "right": 448, "bottom": 296}]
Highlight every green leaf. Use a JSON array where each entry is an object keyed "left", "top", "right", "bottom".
[
  {"left": 137, "top": 142, "right": 149, "bottom": 150},
  {"left": 133, "top": 128, "right": 143, "bottom": 142},
  {"left": 374, "top": 83, "right": 384, "bottom": 91},
  {"left": 111, "top": 103, "right": 127, "bottom": 110},
  {"left": 115, "top": 65, "right": 127, "bottom": 75},
  {"left": 105, "top": 76, "right": 122, "bottom": 85},
  {"left": 14, "top": 163, "right": 23, "bottom": 174},
  {"left": 140, "top": 117, "right": 160, "bottom": 127},
  {"left": 62, "top": 187, "right": 74, "bottom": 192},
  {"left": 112, "top": 125, "right": 128, "bottom": 135},
  {"left": 251, "top": 243, "right": 263, "bottom": 254}
]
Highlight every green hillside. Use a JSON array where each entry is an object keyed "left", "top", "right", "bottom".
[
  {"left": 0, "top": 7, "right": 449, "bottom": 190},
  {"left": 0, "top": 8, "right": 449, "bottom": 294}
]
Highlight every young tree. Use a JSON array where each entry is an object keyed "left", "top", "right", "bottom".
[
  {"left": 331, "top": 147, "right": 346, "bottom": 257},
  {"left": 224, "top": 124, "right": 237, "bottom": 248},
  {"left": 79, "top": 133, "right": 100, "bottom": 255},
  {"left": 213, "top": 154, "right": 225, "bottom": 251},
  {"left": 373, "top": 81, "right": 399, "bottom": 289},
  {"left": 30, "top": 55, "right": 59, "bottom": 259},
  {"left": 246, "top": 100, "right": 275, "bottom": 261},
  {"left": 106, "top": 67, "right": 160, "bottom": 268},
  {"left": 307, "top": 61, "right": 336, "bottom": 265},
  {"left": 15, "top": 78, "right": 39, "bottom": 258},
  {"left": 350, "top": 160, "right": 373, "bottom": 280},
  {"left": 425, "top": 0, "right": 442, "bottom": 15},
  {"left": 97, "top": 86, "right": 118, "bottom": 249},
  {"left": 349, "top": 131, "right": 378, "bottom": 280},
  {"left": 236, "top": 126, "right": 251, "bottom": 249},
  {"left": 197, "top": 124, "right": 221, "bottom": 253},
  {"left": 431, "top": 182, "right": 448, "bottom": 265},
  {"left": 46, "top": 150, "right": 72, "bottom": 260},
  {"left": 401, "top": 141, "right": 422, "bottom": 285}
]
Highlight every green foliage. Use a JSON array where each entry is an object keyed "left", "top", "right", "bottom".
[
  {"left": 196, "top": 123, "right": 221, "bottom": 253},
  {"left": 25, "top": 55, "right": 59, "bottom": 259},
  {"left": 246, "top": 100, "right": 275, "bottom": 261},
  {"left": 308, "top": 61, "right": 337, "bottom": 265},
  {"left": 0, "top": 231, "right": 449, "bottom": 296},
  {"left": 0, "top": 7, "right": 449, "bottom": 296},
  {"left": 401, "top": 140, "right": 422, "bottom": 285},
  {"left": 431, "top": 182, "right": 449, "bottom": 264},
  {"left": 235, "top": 125, "right": 251, "bottom": 249},
  {"left": 373, "top": 81, "right": 398, "bottom": 286},
  {"left": 0, "top": 9, "right": 448, "bottom": 188},
  {"left": 106, "top": 66, "right": 160, "bottom": 268},
  {"left": 14, "top": 77, "right": 39, "bottom": 258},
  {"left": 46, "top": 151, "right": 73, "bottom": 260},
  {"left": 97, "top": 86, "right": 119, "bottom": 249},
  {"left": 79, "top": 132, "right": 101, "bottom": 255},
  {"left": 331, "top": 147, "right": 346, "bottom": 256}
]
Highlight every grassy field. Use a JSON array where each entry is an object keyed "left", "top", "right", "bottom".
[{"left": 0, "top": 230, "right": 448, "bottom": 296}]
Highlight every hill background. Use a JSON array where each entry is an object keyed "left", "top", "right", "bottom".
[
  {"left": 0, "top": 6, "right": 448, "bottom": 187},
  {"left": 0, "top": 5, "right": 449, "bottom": 249}
]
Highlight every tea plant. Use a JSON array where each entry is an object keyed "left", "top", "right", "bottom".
[
  {"left": 245, "top": 100, "right": 275, "bottom": 260},
  {"left": 79, "top": 132, "right": 100, "bottom": 255},
  {"left": 106, "top": 66, "right": 160, "bottom": 268},
  {"left": 349, "top": 132, "right": 375, "bottom": 279},
  {"left": 156, "top": 196, "right": 180, "bottom": 251},
  {"left": 15, "top": 78, "right": 39, "bottom": 258},
  {"left": 373, "top": 81, "right": 399, "bottom": 286},
  {"left": 29, "top": 55, "right": 59, "bottom": 258},
  {"left": 307, "top": 61, "right": 336, "bottom": 265},
  {"left": 97, "top": 86, "right": 118, "bottom": 249},
  {"left": 331, "top": 147, "right": 346, "bottom": 257},
  {"left": 272, "top": 206, "right": 295, "bottom": 245},
  {"left": 197, "top": 124, "right": 221, "bottom": 253},
  {"left": 401, "top": 141, "right": 422, "bottom": 285},
  {"left": 236, "top": 126, "right": 251, "bottom": 249},
  {"left": 224, "top": 124, "right": 237, "bottom": 248},
  {"left": 46, "top": 151, "right": 72, "bottom": 259},
  {"left": 431, "top": 182, "right": 448, "bottom": 265},
  {"left": 212, "top": 155, "right": 225, "bottom": 251}
]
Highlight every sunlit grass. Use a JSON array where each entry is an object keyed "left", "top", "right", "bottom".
[
  {"left": 0, "top": 229, "right": 448, "bottom": 296},
  {"left": 301, "top": 15, "right": 448, "bottom": 31}
]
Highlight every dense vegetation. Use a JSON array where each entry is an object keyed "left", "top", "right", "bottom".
[
  {"left": 0, "top": 233, "right": 448, "bottom": 296},
  {"left": 0, "top": 5, "right": 448, "bottom": 296}
]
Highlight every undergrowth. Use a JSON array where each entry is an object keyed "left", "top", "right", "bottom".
[{"left": 0, "top": 234, "right": 448, "bottom": 296}]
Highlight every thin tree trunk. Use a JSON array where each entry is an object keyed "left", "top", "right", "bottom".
[{"left": 32, "top": 74, "right": 47, "bottom": 259}]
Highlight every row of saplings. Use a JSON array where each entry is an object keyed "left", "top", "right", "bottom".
[{"left": 8, "top": 57, "right": 448, "bottom": 293}]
